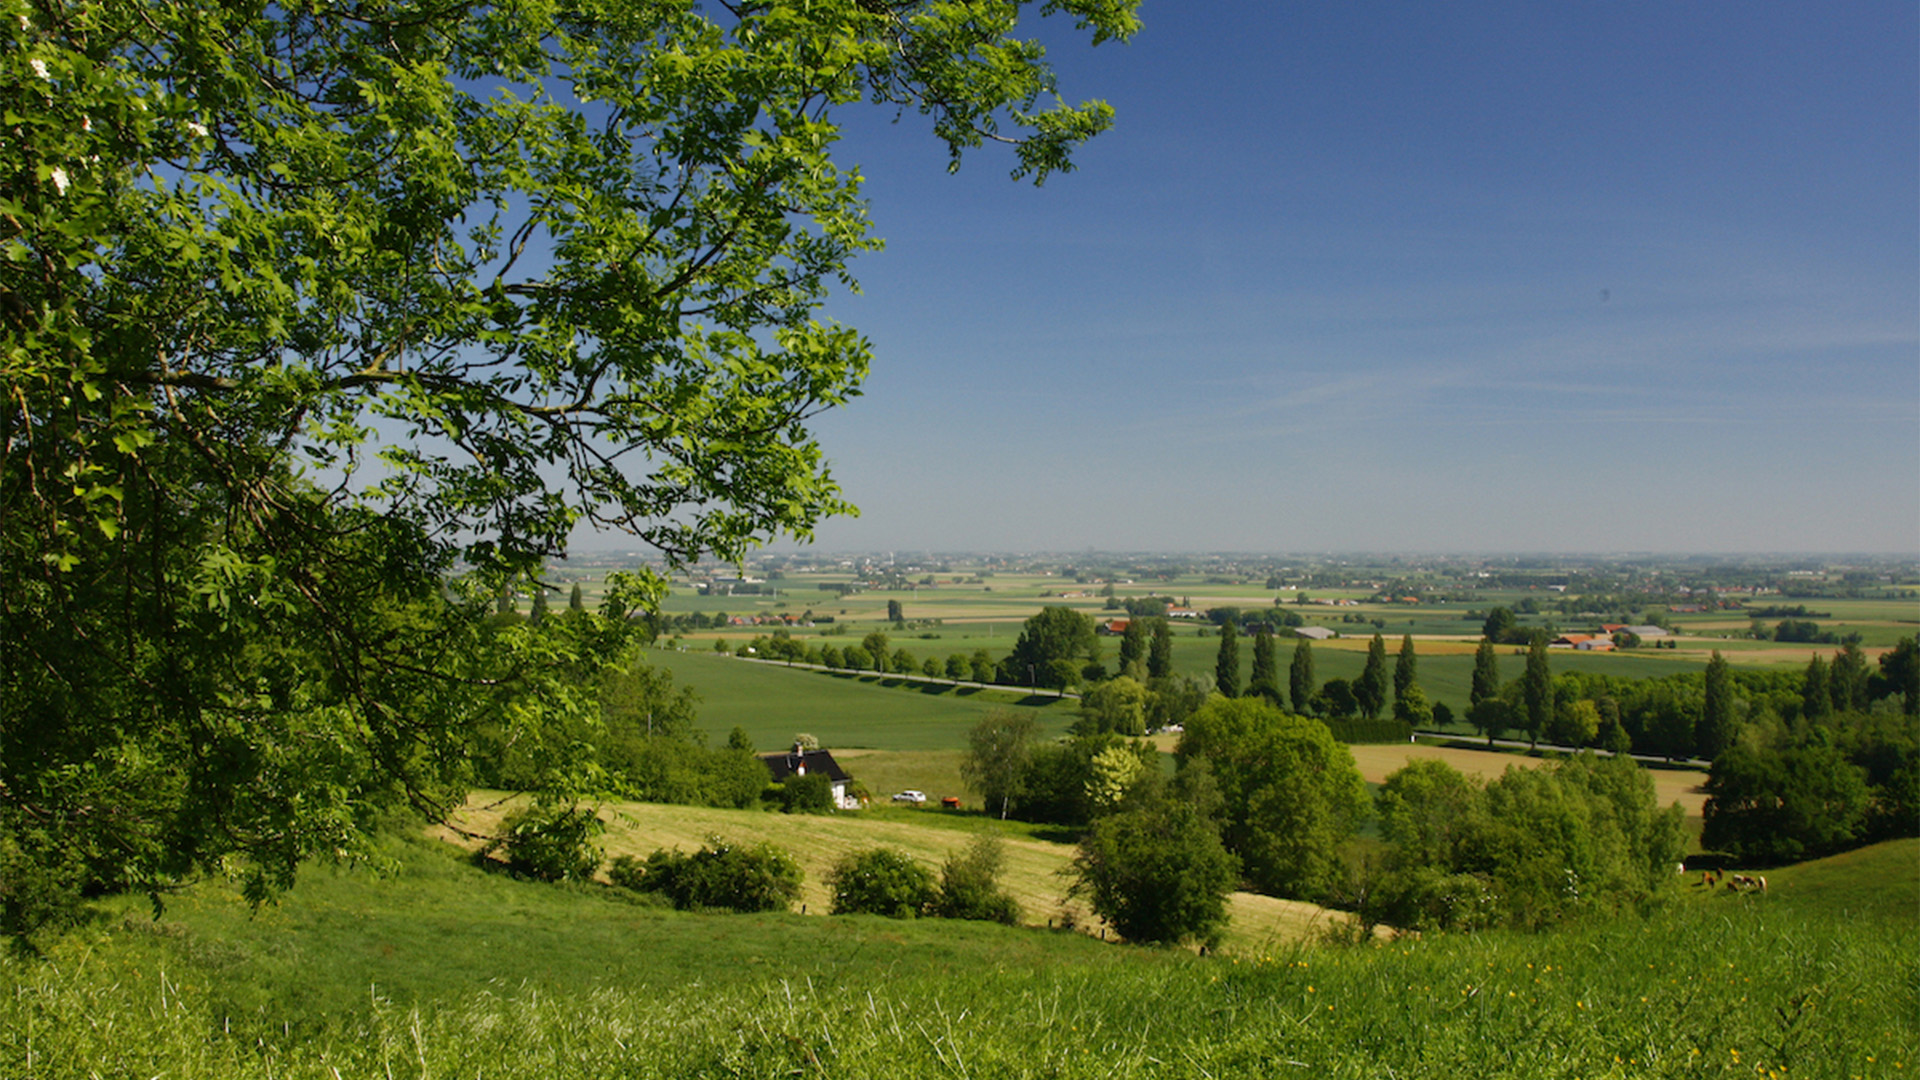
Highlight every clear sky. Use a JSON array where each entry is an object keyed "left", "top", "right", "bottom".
[{"left": 789, "top": 2, "right": 1919, "bottom": 555}]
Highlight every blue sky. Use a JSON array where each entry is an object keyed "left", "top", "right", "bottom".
[{"left": 787, "top": 2, "right": 1918, "bottom": 555}]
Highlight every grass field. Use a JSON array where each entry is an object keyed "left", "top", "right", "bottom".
[
  {"left": 6, "top": 832, "right": 1912, "bottom": 1078},
  {"left": 445, "top": 794, "right": 1355, "bottom": 951}
]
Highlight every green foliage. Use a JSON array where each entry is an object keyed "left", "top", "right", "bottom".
[
  {"left": 1248, "top": 625, "right": 1280, "bottom": 703},
  {"left": 1177, "top": 698, "right": 1368, "bottom": 903},
  {"left": 931, "top": 835, "right": 1020, "bottom": 925},
  {"left": 485, "top": 805, "right": 605, "bottom": 884},
  {"left": 770, "top": 774, "right": 835, "bottom": 815},
  {"left": 1703, "top": 726, "right": 1878, "bottom": 865},
  {"left": 1147, "top": 618, "right": 1174, "bottom": 680},
  {"left": 1393, "top": 634, "right": 1418, "bottom": 703},
  {"left": 963, "top": 710, "right": 1040, "bottom": 818},
  {"left": 1000, "top": 607, "right": 1099, "bottom": 688},
  {"left": 1471, "top": 637, "right": 1501, "bottom": 707},
  {"left": 827, "top": 847, "right": 936, "bottom": 919},
  {"left": 1008, "top": 734, "right": 1153, "bottom": 826},
  {"left": 1697, "top": 650, "right": 1736, "bottom": 759},
  {"left": 608, "top": 838, "right": 801, "bottom": 913},
  {"left": 1074, "top": 675, "right": 1150, "bottom": 737},
  {"left": 1213, "top": 620, "right": 1241, "bottom": 697},
  {"left": 1522, "top": 633, "right": 1554, "bottom": 746},
  {"left": 1068, "top": 793, "right": 1238, "bottom": 946},
  {"left": 1289, "top": 637, "right": 1317, "bottom": 714},
  {"left": 1356, "top": 634, "right": 1389, "bottom": 719},
  {"left": 0, "top": 0, "right": 1133, "bottom": 929},
  {"left": 1364, "top": 754, "right": 1686, "bottom": 931}
]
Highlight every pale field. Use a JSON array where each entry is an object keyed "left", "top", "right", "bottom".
[
  {"left": 442, "top": 794, "right": 1357, "bottom": 952},
  {"left": 1341, "top": 742, "right": 1710, "bottom": 836}
]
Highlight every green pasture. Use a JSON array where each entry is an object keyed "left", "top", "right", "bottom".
[
  {"left": 8, "top": 836, "right": 1912, "bottom": 1078},
  {"left": 641, "top": 647, "right": 1078, "bottom": 751}
]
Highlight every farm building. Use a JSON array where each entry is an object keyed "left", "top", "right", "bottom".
[
  {"left": 1293, "top": 626, "right": 1338, "bottom": 640},
  {"left": 759, "top": 744, "right": 859, "bottom": 810},
  {"left": 1624, "top": 625, "right": 1670, "bottom": 638}
]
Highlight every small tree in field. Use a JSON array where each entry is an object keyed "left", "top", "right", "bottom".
[
  {"left": 932, "top": 835, "right": 1020, "bottom": 925},
  {"left": 1069, "top": 796, "right": 1237, "bottom": 947},
  {"left": 828, "top": 847, "right": 936, "bottom": 918}
]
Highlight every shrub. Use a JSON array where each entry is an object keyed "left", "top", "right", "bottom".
[
  {"left": 486, "top": 804, "right": 604, "bottom": 883},
  {"left": 827, "top": 847, "right": 935, "bottom": 918},
  {"left": 766, "top": 773, "right": 834, "bottom": 814},
  {"left": 931, "top": 835, "right": 1020, "bottom": 924},
  {"left": 1068, "top": 797, "right": 1238, "bottom": 947},
  {"left": 610, "top": 837, "right": 802, "bottom": 912}
]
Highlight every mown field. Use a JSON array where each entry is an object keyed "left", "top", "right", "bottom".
[
  {"left": 445, "top": 794, "right": 1354, "bottom": 951},
  {"left": 5, "top": 830, "right": 1912, "bottom": 1078}
]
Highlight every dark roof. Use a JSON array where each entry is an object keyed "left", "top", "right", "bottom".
[{"left": 758, "top": 748, "right": 852, "bottom": 784}]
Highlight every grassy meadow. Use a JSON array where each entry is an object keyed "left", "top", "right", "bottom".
[{"left": 5, "top": 830, "right": 1912, "bottom": 1078}]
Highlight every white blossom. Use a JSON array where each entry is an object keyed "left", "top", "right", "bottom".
[
  {"left": 187, "top": 120, "right": 208, "bottom": 138},
  {"left": 29, "top": 58, "right": 50, "bottom": 80},
  {"left": 49, "top": 166, "right": 69, "bottom": 194}
]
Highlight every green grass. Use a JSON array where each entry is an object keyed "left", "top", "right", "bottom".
[
  {"left": 641, "top": 648, "right": 1079, "bottom": 751},
  {"left": 7, "top": 837, "right": 1913, "bottom": 1078}
]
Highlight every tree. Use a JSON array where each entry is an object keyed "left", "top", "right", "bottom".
[
  {"left": 1, "top": 0, "right": 1138, "bottom": 927},
  {"left": 1483, "top": 607, "right": 1521, "bottom": 645},
  {"left": 962, "top": 710, "right": 1040, "bottom": 819},
  {"left": 1829, "top": 643, "right": 1871, "bottom": 714},
  {"left": 529, "top": 587, "right": 551, "bottom": 624},
  {"left": 1214, "top": 621, "right": 1241, "bottom": 698},
  {"left": 887, "top": 599, "right": 905, "bottom": 624},
  {"left": 1397, "top": 634, "right": 1428, "bottom": 703},
  {"left": 1470, "top": 637, "right": 1501, "bottom": 708},
  {"left": 1289, "top": 638, "right": 1317, "bottom": 714},
  {"left": 931, "top": 835, "right": 1020, "bottom": 925},
  {"left": 1000, "top": 607, "right": 1099, "bottom": 689},
  {"left": 1248, "top": 625, "right": 1280, "bottom": 704},
  {"left": 1882, "top": 637, "right": 1920, "bottom": 717},
  {"left": 1147, "top": 617, "right": 1175, "bottom": 680},
  {"left": 1802, "top": 656, "right": 1833, "bottom": 721},
  {"left": 1068, "top": 796, "right": 1237, "bottom": 947},
  {"left": 1522, "top": 634, "right": 1554, "bottom": 748},
  {"left": 1118, "top": 617, "right": 1149, "bottom": 679},
  {"left": 1356, "top": 633, "right": 1389, "bottom": 720},
  {"left": 1697, "top": 651, "right": 1736, "bottom": 759},
  {"left": 568, "top": 583, "right": 586, "bottom": 613},
  {"left": 862, "top": 632, "right": 892, "bottom": 671},
  {"left": 1703, "top": 730, "right": 1871, "bottom": 864},
  {"left": 1176, "top": 697, "right": 1368, "bottom": 902},
  {"left": 1075, "top": 676, "right": 1150, "bottom": 737},
  {"left": 827, "top": 847, "right": 936, "bottom": 919}
]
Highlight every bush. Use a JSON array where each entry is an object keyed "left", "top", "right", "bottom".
[
  {"left": 485, "top": 804, "right": 604, "bottom": 882},
  {"left": 931, "top": 835, "right": 1020, "bottom": 924},
  {"left": 1068, "top": 797, "right": 1238, "bottom": 947},
  {"left": 827, "top": 847, "right": 935, "bottom": 918},
  {"left": 609, "top": 837, "right": 802, "bottom": 912},
  {"left": 765, "top": 773, "right": 834, "bottom": 814}
]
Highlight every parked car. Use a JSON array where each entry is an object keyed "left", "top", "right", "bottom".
[{"left": 890, "top": 790, "right": 926, "bottom": 804}]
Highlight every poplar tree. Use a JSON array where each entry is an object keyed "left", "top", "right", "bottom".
[
  {"left": 1119, "top": 618, "right": 1149, "bottom": 679},
  {"left": 1148, "top": 618, "right": 1175, "bottom": 680},
  {"left": 1802, "top": 656, "right": 1833, "bottom": 721},
  {"left": 1393, "top": 634, "right": 1418, "bottom": 704},
  {"left": 1215, "top": 622, "right": 1241, "bottom": 698},
  {"left": 1356, "top": 633, "right": 1389, "bottom": 720},
  {"left": 1289, "top": 638, "right": 1317, "bottom": 714},
  {"left": 1697, "top": 650, "right": 1736, "bottom": 759},
  {"left": 1471, "top": 638, "right": 1501, "bottom": 707},
  {"left": 1523, "top": 634, "right": 1554, "bottom": 748},
  {"left": 1249, "top": 626, "right": 1280, "bottom": 704}
]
